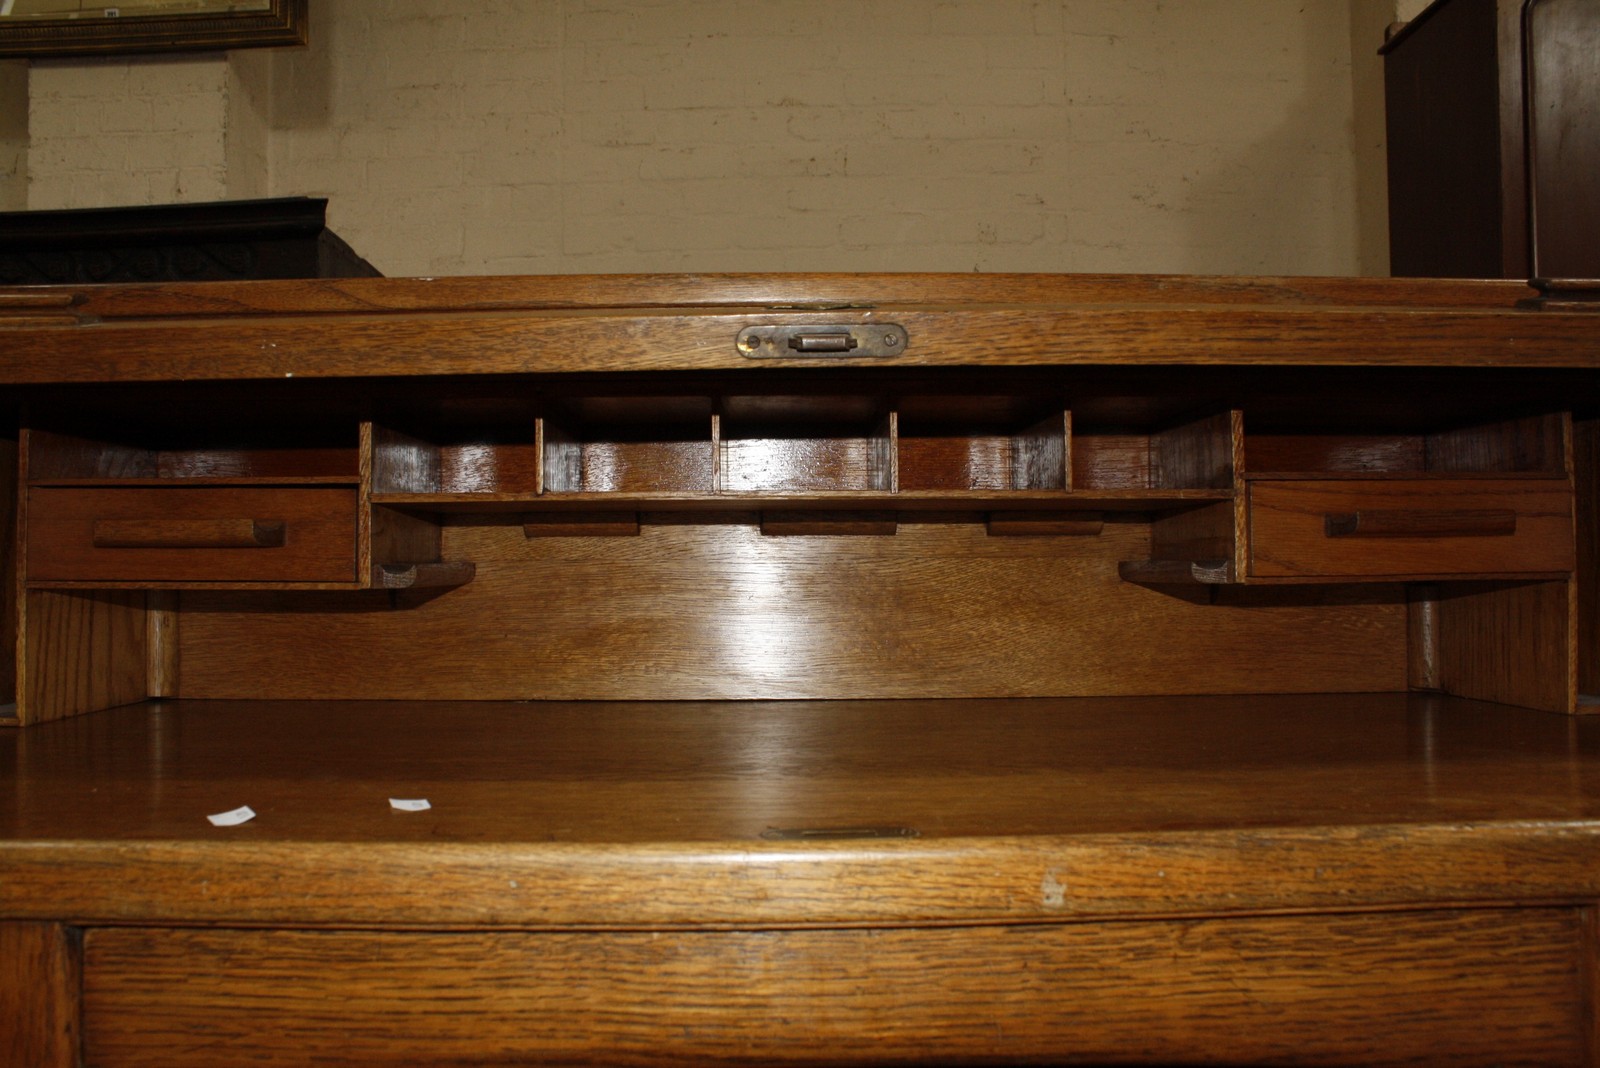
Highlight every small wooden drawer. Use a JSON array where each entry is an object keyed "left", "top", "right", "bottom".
[
  {"left": 1247, "top": 478, "right": 1574, "bottom": 579},
  {"left": 27, "top": 487, "right": 358, "bottom": 584}
]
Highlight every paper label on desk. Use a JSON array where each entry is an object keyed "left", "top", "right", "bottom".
[
  {"left": 389, "top": 798, "right": 431, "bottom": 812},
  {"left": 207, "top": 805, "right": 256, "bottom": 827}
]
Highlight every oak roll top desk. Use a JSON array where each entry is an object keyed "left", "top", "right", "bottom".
[{"left": 2, "top": 272, "right": 1600, "bottom": 1066}]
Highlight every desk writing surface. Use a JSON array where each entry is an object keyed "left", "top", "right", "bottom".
[
  {"left": 6, "top": 694, "right": 1600, "bottom": 844},
  {"left": 6, "top": 694, "right": 1600, "bottom": 932}
]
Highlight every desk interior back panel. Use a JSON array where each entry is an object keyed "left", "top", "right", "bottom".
[{"left": 170, "top": 519, "right": 1406, "bottom": 701}]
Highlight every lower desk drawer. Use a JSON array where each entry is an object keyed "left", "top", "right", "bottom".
[
  {"left": 27, "top": 486, "right": 358, "bottom": 584},
  {"left": 1247, "top": 478, "right": 1574, "bottom": 579},
  {"left": 82, "top": 909, "right": 1583, "bottom": 1066}
]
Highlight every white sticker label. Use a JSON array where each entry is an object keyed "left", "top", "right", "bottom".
[
  {"left": 389, "top": 798, "right": 431, "bottom": 812},
  {"left": 207, "top": 805, "right": 256, "bottom": 827}
]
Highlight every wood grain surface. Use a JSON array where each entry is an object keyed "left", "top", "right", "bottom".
[
  {"left": 0, "top": 272, "right": 1547, "bottom": 319},
  {"left": 0, "top": 272, "right": 1598, "bottom": 389},
  {"left": 1247, "top": 478, "right": 1574, "bottom": 579},
  {"left": 27, "top": 486, "right": 359, "bottom": 585},
  {"left": 0, "top": 923, "right": 78, "bottom": 1068},
  {"left": 19, "top": 588, "right": 145, "bottom": 725},
  {"left": 1437, "top": 577, "right": 1579, "bottom": 713},
  {"left": 4, "top": 694, "right": 1600, "bottom": 927},
  {"left": 7, "top": 305, "right": 1600, "bottom": 386},
  {"left": 4, "top": 274, "right": 1600, "bottom": 1066},
  {"left": 170, "top": 518, "right": 1407, "bottom": 701},
  {"left": 81, "top": 909, "right": 1585, "bottom": 1067}
]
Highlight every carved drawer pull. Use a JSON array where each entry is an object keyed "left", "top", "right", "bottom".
[
  {"left": 1323, "top": 509, "right": 1518, "bottom": 539},
  {"left": 92, "top": 518, "right": 287, "bottom": 549}
]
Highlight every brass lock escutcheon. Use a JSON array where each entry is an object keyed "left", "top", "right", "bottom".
[{"left": 738, "top": 323, "right": 908, "bottom": 358}]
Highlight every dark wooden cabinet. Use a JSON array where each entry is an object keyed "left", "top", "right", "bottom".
[
  {"left": 0, "top": 197, "right": 379, "bottom": 285},
  {"left": 1384, "top": 0, "right": 1600, "bottom": 280},
  {"left": 2, "top": 273, "right": 1600, "bottom": 1065}
]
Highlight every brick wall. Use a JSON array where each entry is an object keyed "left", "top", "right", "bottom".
[
  {"left": 28, "top": 55, "right": 231, "bottom": 209},
  {"left": 19, "top": 1, "right": 1388, "bottom": 277}
]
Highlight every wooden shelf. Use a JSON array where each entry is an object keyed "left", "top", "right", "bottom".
[
  {"left": 28, "top": 476, "right": 363, "bottom": 487},
  {"left": 371, "top": 487, "right": 1232, "bottom": 513}
]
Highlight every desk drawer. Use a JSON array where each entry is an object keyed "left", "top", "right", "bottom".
[
  {"left": 27, "top": 487, "right": 358, "bottom": 584},
  {"left": 1247, "top": 478, "right": 1573, "bottom": 579},
  {"left": 82, "top": 910, "right": 1582, "bottom": 1066}
]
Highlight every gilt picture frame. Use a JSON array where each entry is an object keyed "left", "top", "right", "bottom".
[{"left": 0, "top": 0, "right": 305, "bottom": 58}]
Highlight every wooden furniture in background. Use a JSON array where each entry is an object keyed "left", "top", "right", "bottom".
[
  {"left": 0, "top": 197, "right": 378, "bottom": 286},
  {"left": 1, "top": 273, "right": 1599, "bottom": 1065},
  {"left": 1383, "top": 0, "right": 1600, "bottom": 279}
]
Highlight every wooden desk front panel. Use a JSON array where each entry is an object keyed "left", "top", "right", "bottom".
[{"left": 80, "top": 909, "right": 1587, "bottom": 1067}]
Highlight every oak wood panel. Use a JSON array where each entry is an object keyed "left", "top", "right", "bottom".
[
  {"left": 25, "top": 428, "right": 154, "bottom": 479},
  {"left": 1244, "top": 432, "right": 1426, "bottom": 475},
  {"left": 895, "top": 432, "right": 1019, "bottom": 490},
  {"left": 28, "top": 486, "right": 358, "bottom": 584},
  {"left": 0, "top": 435, "right": 14, "bottom": 713},
  {"left": 172, "top": 519, "right": 1407, "bottom": 701},
  {"left": 82, "top": 909, "right": 1585, "bottom": 1067},
  {"left": 18, "top": 272, "right": 1543, "bottom": 320},
  {"left": 1426, "top": 411, "right": 1570, "bottom": 474},
  {"left": 547, "top": 438, "right": 715, "bottom": 494},
  {"left": 5, "top": 694, "right": 1600, "bottom": 926},
  {"left": 895, "top": 415, "right": 1066, "bottom": 492},
  {"left": 368, "top": 423, "right": 441, "bottom": 494},
  {"left": 1585, "top": 906, "right": 1600, "bottom": 1067},
  {"left": 1013, "top": 409, "right": 1068, "bottom": 489},
  {"left": 1151, "top": 409, "right": 1238, "bottom": 489},
  {"left": 1073, "top": 432, "right": 1155, "bottom": 489},
  {"left": 1247, "top": 478, "right": 1574, "bottom": 579},
  {"left": 0, "top": 922, "right": 78, "bottom": 1068},
  {"left": 25, "top": 428, "right": 357, "bottom": 481},
  {"left": 19, "top": 589, "right": 145, "bottom": 725},
  {"left": 6, "top": 304, "right": 1600, "bottom": 387},
  {"left": 436, "top": 439, "right": 543, "bottom": 494},
  {"left": 11, "top": 821, "right": 1600, "bottom": 930},
  {"left": 1437, "top": 578, "right": 1579, "bottom": 714}
]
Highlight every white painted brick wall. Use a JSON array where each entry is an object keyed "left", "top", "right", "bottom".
[
  {"left": 28, "top": 54, "right": 232, "bottom": 209},
  {"left": 19, "top": 1, "right": 1395, "bottom": 278},
  {"left": 266, "top": 0, "right": 1371, "bottom": 276}
]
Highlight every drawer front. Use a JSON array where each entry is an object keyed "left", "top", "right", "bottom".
[
  {"left": 1248, "top": 478, "right": 1574, "bottom": 579},
  {"left": 82, "top": 910, "right": 1583, "bottom": 1066},
  {"left": 28, "top": 487, "right": 358, "bottom": 583}
]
